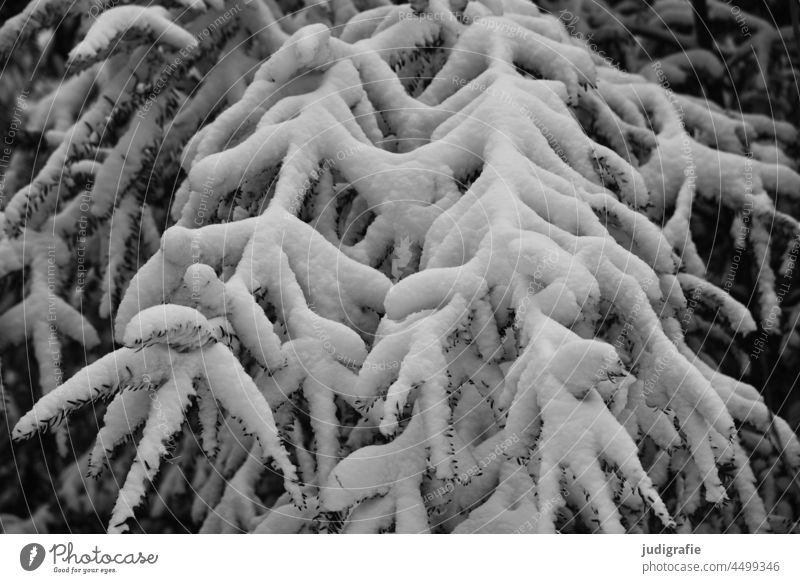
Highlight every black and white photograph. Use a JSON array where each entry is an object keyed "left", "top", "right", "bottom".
[{"left": 0, "top": 0, "right": 799, "bottom": 580}]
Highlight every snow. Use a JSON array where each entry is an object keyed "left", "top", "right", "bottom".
[
  {"left": 88, "top": 388, "right": 153, "bottom": 477},
  {"left": 108, "top": 371, "right": 195, "bottom": 533},
  {"left": 70, "top": 7, "right": 198, "bottom": 64},
  {"left": 7, "top": 0, "right": 800, "bottom": 534},
  {"left": 123, "top": 304, "right": 220, "bottom": 352}
]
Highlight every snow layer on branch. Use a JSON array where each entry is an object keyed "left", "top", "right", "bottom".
[
  {"left": 123, "top": 305, "right": 220, "bottom": 352},
  {"left": 69, "top": 7, "right": 198, "bottom": 66},
  {"left": 8, "top": 0, "right": 800, "bottom": 534},
  {"left": 108, "top": 373, "right": 195, "bottom": 533}
]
